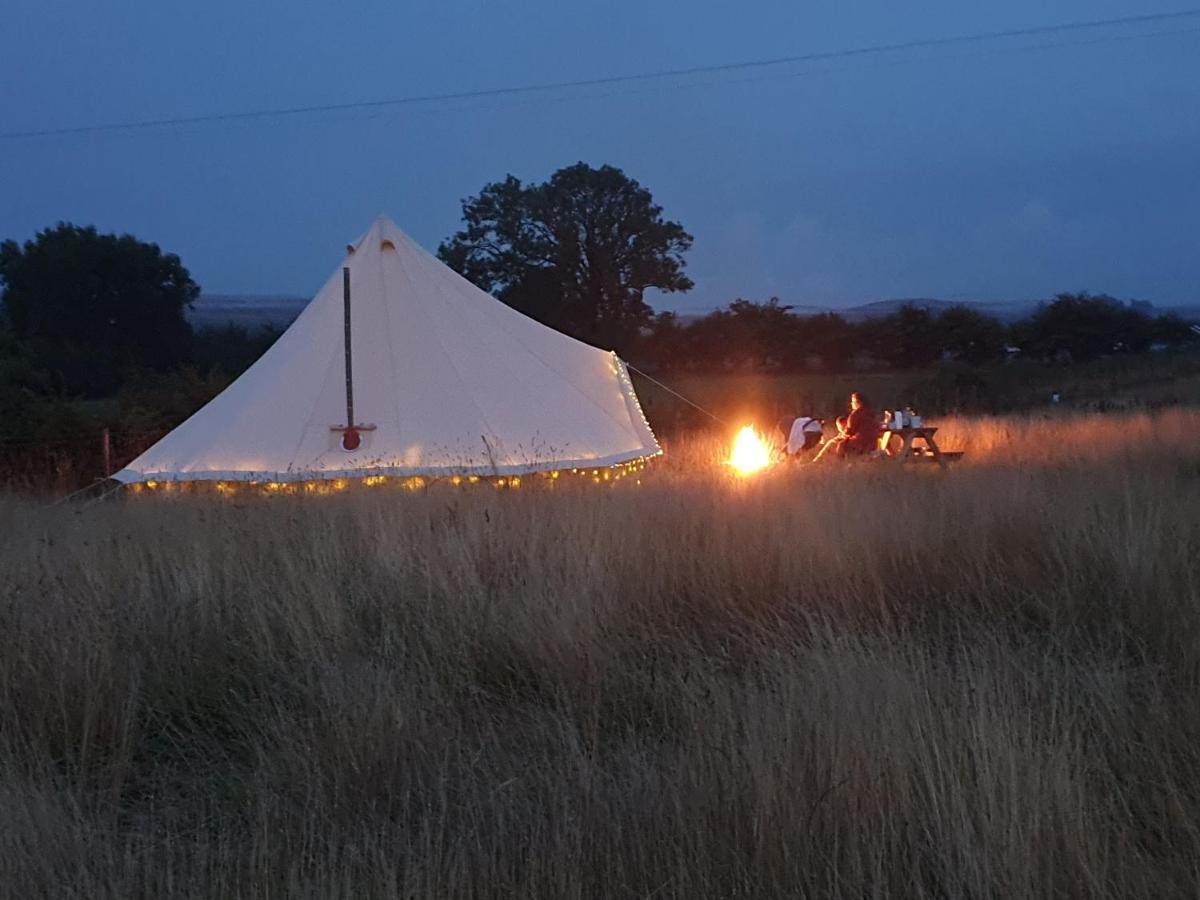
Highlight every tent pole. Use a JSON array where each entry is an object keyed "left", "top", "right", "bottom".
[{"left": 343, "top": 266, "right": 354, "bottom": 429}]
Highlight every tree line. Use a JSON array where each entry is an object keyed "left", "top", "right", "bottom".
[
  {"left": 637, "top": 294, "right": 1198, "bottom": 373},
  {"left": 1, "top": 163, "right": 1197, "bottom": 442}
]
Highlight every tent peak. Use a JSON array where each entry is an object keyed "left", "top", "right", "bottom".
[{"left": 346, "top": 215, "right": 407, "bottom": 255}]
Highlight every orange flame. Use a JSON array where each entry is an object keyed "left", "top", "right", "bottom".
[{"left": 727, "top": 425, "right": 772, "bottom": 475}]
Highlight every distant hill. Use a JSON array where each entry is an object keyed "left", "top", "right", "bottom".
[
  {"left": 831, "top": 298, "right": 1044, "bottom": 323},
  {"left": 670, "top": 298, "right": 1040, "bottom": 325},
  {"left": 672, "top": 297, "right": 1198, "bottom": 325},
  {"left": 189, "top": 294, "right": 309, "bottom": 330},
  {"left": 191, "top": 293, "right": 1199, "bottom": 333}
]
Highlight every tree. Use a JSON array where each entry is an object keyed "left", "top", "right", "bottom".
[
  {"left": 0, "top": 321, "right": 97, "bottom": 443},
  {"left": 1150, "top": 312, "right": 1200, "bottom": 349},
  {"left": 726, "top": 298, "right": 802, "bottom": 370},
  {"left": 932, "top": 305, "right": 1006, "bottom": 366},
  {"left": 682, "top": 298, "right": 800, "bottom": 370},
  {"left": 1013, "top": 293, "right": 1151, "bottom": 362},
  {"left": 192, "top": 323, "right": 284, "bottom": 378},
  {"left": 868, "top": 304, "right": 942, "bottom": 369},
  {"left": 0, "top": 223, "right": 198, "bottom": 396},
  {"left": 638, "top": 311, "right": 688, "bottom": 369},
  {"left": 439, "top": 163, "right": 693, "bottom": 353},
  {"left": 795, "top": 313, "right": 856, "bottom": 372}
]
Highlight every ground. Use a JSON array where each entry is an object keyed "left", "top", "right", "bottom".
[{"left": 2, "top": 409, "right": 1199, "bottom": 898}]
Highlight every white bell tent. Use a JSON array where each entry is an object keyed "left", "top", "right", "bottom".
[{"left": 114, "top": 216, "right": 660, "bottom": 484}]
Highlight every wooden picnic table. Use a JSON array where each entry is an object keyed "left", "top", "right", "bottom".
[{"left": 878, "top": 426, "right": 949, "bottom": 465}]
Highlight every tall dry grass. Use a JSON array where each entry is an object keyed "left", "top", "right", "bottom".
[{"left": 2, "top": 410, "right": 1199, "bottom": 898}]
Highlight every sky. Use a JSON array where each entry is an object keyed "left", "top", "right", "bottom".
[{"left": 2, "top": 0, "right": 1198, "bottom": 314}]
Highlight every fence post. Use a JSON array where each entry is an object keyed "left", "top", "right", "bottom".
[{"left": 101, "top": 427, "right": 112, "bottom": 478}]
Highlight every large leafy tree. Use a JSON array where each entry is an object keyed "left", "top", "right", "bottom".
[
  {"left": 439, "top": 163, "right": 693, "bottom": 353},
  {"left": 0, "top": 223, "right": 198, "bottom": 396}
]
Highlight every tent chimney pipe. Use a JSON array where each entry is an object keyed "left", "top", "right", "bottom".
[{"left": 343, "top": 266, "right": 354, "bottom": 431}]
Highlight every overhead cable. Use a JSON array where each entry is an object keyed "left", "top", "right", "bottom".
[{"left": 3, "top": 8, "right": 1199, "bottom": 140}]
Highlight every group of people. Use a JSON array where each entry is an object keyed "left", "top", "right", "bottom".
[{"left": 777, "top": 392, "right": 885, "bottom": 462}]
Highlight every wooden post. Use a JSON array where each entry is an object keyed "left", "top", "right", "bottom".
[
  {"left": 342, "top": 266, "right": 354, "bottom": 430},
  {"left": 101, "top": 427, "right": 112, "bottom": 478}
]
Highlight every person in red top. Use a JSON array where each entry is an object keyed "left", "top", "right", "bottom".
[{"left": 812, "top": 392, "right": 881, "bottom": 461}]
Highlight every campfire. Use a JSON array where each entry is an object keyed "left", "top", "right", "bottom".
[{"left": 727, "top": 425, "right": 773, "bottom": 475}]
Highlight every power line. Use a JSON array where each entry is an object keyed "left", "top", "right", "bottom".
[
  {"left": 4, "top": 8, "right": 1200, "bottom": 141},
  {"left": 464, "top": 21, "right": 1200, "bottom": 121}
]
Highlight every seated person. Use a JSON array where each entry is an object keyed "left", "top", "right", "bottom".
[
  {"left": 812, "top": 392, "right": 881, "bottom": 461},
  {"left": 776, "top": 414, "right": 823, "bottom": 457}
]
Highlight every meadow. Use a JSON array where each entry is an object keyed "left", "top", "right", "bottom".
[{"left": 2, "top": 409, "right": 1199, "bottom": 898}]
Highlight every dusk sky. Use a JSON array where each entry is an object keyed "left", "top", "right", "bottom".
[{"left": 2, "top": 0, "right": 1198, "bottom": 313}]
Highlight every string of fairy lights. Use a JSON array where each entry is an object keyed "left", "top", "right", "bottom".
[{"left": 128, "top": 456, "right": 655, "bottom": 496}]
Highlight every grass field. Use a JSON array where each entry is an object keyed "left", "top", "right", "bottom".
[{"left": 3, "top": 409, "right": 1200, "bottom": 897}]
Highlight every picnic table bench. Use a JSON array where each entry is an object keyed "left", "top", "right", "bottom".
[{"left": 877, "top": 426, "right": 962, "bottom": 466}]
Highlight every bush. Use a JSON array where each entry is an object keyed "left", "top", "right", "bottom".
[
  {"left": 115, "top": 367, "right": 231, "bottom": 433},
  {"left": 903, "top": 364, "right": 994, "bottom": 414}
]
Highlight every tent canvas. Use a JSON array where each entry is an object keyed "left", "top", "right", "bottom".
[{"left": 114, "top": 217, "right": 660, "bottom": 484}]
